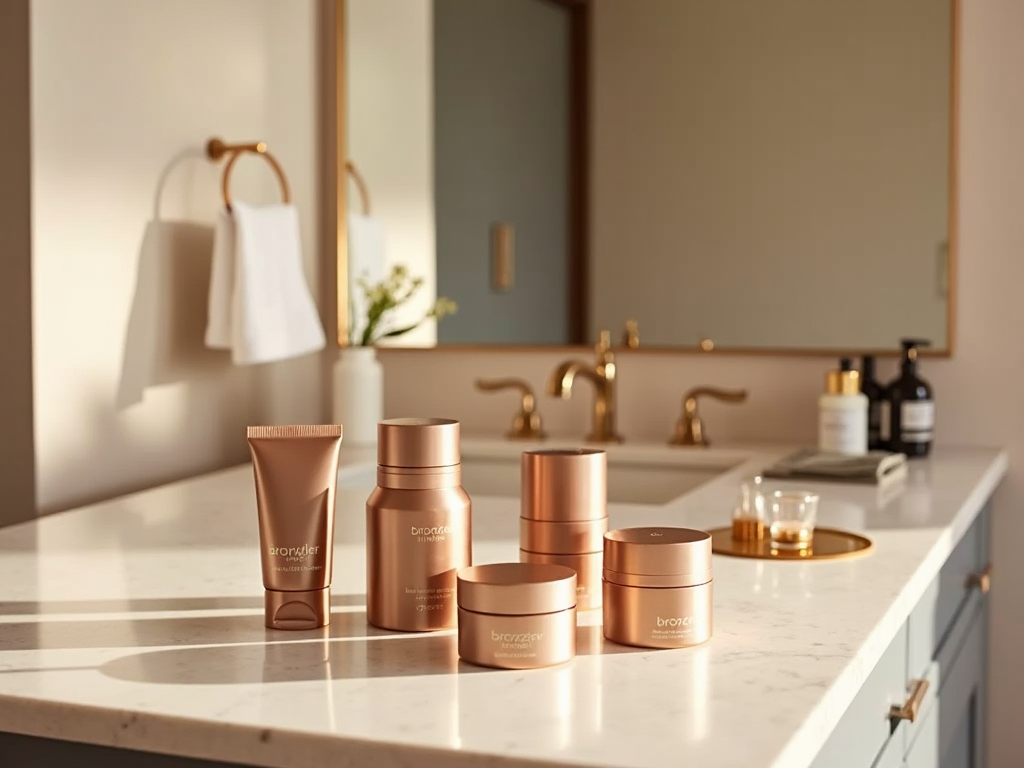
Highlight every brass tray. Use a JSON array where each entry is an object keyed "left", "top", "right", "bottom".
[{"left": 708, "top": 526, "right": 873, "bottom": 561}]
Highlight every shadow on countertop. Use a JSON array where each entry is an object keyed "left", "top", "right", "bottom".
[{"left": 96, "top": 624, "right": 641, "bottom": 684}]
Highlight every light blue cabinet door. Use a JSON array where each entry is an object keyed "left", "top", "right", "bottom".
[
  {"left": 936, "top": 598, "right": 986, "bottom": 768},
  {"left": 810, "top": 625, "right": 908, "bottom": 768}
]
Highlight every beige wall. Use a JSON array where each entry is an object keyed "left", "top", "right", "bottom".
[
  {"left": 380, "top": 0, "right": 1024, "bottom": 761},
  {"left": 346, "top": 0, "right": 437, "bottom": 345},
  {"left": 30, "top": 0, "right": 326, "bottom": 512},
  {"left": 591, "top": 0, "right": 950, "bottom": 350},
  {"left": 0, "top": 0, "right": 36, "bottom": 526}
]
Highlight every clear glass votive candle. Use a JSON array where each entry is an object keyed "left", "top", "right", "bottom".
[{"left": 769, "top": 491, "right": 819, "bottom": 551}]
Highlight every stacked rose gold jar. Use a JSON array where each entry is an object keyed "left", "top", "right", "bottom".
[{"left": 519, "top": 448, "right": 608, "bottom": 611}]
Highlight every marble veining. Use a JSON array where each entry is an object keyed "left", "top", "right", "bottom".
[{"left": 0, "top": 444, "right": 1007, "bottom": 768}]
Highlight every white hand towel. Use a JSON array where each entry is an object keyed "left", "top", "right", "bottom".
[
  {"left": 204, "top": 210, "right": 236, "bottom": 350},
  {"left": 204, "top": 202, "right": 326, "bottom": 364},
  {"left": 346, "top": 211, "right": 386, "bottom": 344}
]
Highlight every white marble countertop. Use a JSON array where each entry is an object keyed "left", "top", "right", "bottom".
[{"left": 0, "top": 440, "right": 1007, "bottom": 768}]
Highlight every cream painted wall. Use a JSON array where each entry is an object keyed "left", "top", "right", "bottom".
[
  {"left": 591, "top": 0, "right": 950, "bottom": 350},
  {"left": 379, "top": 0, "right": 1024, "bottom": 761},
  {"left": 346, "top": 0, "right": 436, "bottom": 345},
  {"left": 30, "top": 0, "right": 326, "bottom": 512}
]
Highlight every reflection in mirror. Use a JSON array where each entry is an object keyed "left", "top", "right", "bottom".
[{"left": 344, "top": 0, "right": 956, "bottom": 353}]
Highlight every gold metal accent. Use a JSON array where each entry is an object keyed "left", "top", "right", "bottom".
[
  {"left": 709, "top": 526, "right": 874, "bottom": 561},
  {"left": 206, "top": 138, "right": 267, "bottom": 159},
  {"left": 622, "top": 320, "right": 639, "bottom": 349},
  {"left": 945, "top": 0, "right": 960, "bottom": 358},
  {"left": 206, "top": 137, "right": 291, "bottom": 212},
  {"left": 669, "top": 386, "right": 748, "bottom": 447},
  {"left": 890, "top": 679, "right": 930, "bottom": 723},
  {"left": 548, "top": 330, "right": 623, "bottom": 444},
  {"left": 826, "top": 368, "right": 861, "bottom": 396},
  {"left": 699, "top": 338, "right": 715, "bottom": 352},
  {"left": 966, "top": 563, "right": 993, "bottom": 594},
  {"left": 474, "top": 377, "right": 546, "bottom": 439},
  {"left": 491, "top": 224, "right": 515, "bottom": 292},
  {"left": 345, "top": 160, "right": 372, "bottom": 215}
]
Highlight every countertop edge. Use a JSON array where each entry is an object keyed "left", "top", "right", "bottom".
[{"left": 0, "top": 698, "right": 580, "bottom": 768}]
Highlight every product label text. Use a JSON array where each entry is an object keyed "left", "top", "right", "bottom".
[
  {"left": 268, "top": 543, "right": 323, "bottom": 573},
  {"left": 492, "top": 629, "right": 542, "bottom": 659},
  {"left": 653, "top": 615, "right": 696, "bottom": 639},
  {"left": 410, "top": 524, "right": 454, "bottom": 543}
]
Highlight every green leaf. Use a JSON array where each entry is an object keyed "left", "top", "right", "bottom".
[{"left": 379, "top": 323, "right": 420, "bottom": 339}]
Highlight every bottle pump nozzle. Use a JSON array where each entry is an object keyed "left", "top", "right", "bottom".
[{"left": 899, "top": 338, "right": 932, "bottom": 365}]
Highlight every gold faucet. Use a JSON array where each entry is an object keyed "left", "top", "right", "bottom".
[
  {"left": 548, "top": 330, "right": 623, "bottom": 443},
  {"left": 474, "top": 377, "right": 546, "bottom": 440},
  {"left": 669, "top": 386, "right": 748, "bottom": 447}
]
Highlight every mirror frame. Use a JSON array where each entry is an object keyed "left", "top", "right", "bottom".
[{"left": 333, "top": 0, "right": 959, "bottom": 358}]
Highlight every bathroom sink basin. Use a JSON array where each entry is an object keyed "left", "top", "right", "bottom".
[
  {"left": 335, "top": 440, "right": 747, "bottom": 506},
  {"left": 459, "top": 440, "right": 746, "bottom": 506}
]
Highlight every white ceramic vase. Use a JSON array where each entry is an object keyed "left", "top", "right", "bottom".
[{"left": 332, "top": 346, "right": 383, "bottom": 445}]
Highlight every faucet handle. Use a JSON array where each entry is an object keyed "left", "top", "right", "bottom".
[
  {"left": 669, "top": 386, "right": 748, "bottom": 447},
  {"left": 474, "top": 378, "right": 547, "bottom": 440},
  {"left": 622, "top": 320, "right": 640, "bottom": 349}
]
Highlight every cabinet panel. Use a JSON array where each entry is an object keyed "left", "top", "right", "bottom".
[
  {"left": 905, "top": 698, "right": 940, "bottom": 768},
  {"left": 899, "top": 660, "right": 940, "bottom": 760},
  {"left": 810, "top": 624, "right": 908, "bottom": 768},
  {"left": 908, "top": 507, "right": 989, "bottom": 680},
  {"left": 937, "top": 597, "right": 986, "bottom": 768}
]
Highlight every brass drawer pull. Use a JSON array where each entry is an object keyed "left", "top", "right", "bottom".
[
  {"left": 966, "top": 563, "right": 993, "bottom": 594},
  {"left": 890, "top": 679, "right": 929, "bottom": 723}
]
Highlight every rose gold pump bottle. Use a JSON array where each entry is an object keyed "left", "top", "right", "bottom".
[{"left": 366, "top": 418, "right": 472, "bottom": 631}]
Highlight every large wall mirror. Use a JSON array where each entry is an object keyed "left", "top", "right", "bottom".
[{"left": 338, "top": 0, "right": 957, "bottom": 355}]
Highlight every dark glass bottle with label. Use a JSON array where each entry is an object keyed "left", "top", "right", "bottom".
[
  {"left": 887, "top": 339, "right": 934, "bottom": 458},
  {"left": 860, "top": 355, "right": 887, "bottom": 451}
]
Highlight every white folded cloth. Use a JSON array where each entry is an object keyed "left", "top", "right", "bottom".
[
  {"left": 205, "top": 202, "right": 326, "bottom": 364},
  {"left": 346, "top": 211, "right": 386, "bottom": 343}
]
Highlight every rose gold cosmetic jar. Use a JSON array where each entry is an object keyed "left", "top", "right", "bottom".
[
  {"left": 457, "top": 563, "right": 578, "bottom": 670},
  {"left": 519, "top": 449, "right": 608, "bottom": 610},
  {"left": 602, "top": 527, "right": 713, "bottom": 649}
]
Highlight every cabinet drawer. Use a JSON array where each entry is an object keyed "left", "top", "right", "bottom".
[
  {"left": 810, "top": 624, "right": 908, "bottom": 768},
  {"left": 908, "top": 506, "right": 990, "bottom": 678}
]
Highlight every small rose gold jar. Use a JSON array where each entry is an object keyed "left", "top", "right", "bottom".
[
  {"left": 602, "top": 527, "right": 713, "bottom": 649},
  {"left": 457, "top": 563, "right": 577, "bottom": 670},
  {"left": 519, "top": 449, "right": 608, "bottom": 610}
]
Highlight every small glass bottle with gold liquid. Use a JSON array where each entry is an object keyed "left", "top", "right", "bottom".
[{"left": 731, "top": 475, "right": 765, "bottom": 542}]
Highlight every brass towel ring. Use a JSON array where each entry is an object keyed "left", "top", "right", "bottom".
[
  {"left": 206, "top": 137, "right": 291, "bottom": 212},
  {"left": 346, "top": 160, "right": 372, "bottom": 215}
]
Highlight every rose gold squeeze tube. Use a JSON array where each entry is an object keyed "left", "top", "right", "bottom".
[
  {"left": 247, "top": 425, "right": 343, "bottom": 631},
  {"left": 519, "top": 449, "right": 608, "bottom": 610},
  {"left": 602, "top": 527, "right": 713, "bottom": 649},
  {"left": 366, "top": 418, "right": 472, "bottom": 632}
]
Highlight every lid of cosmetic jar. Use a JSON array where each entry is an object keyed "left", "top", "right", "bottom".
[
  {"left": 457, "top": 563, "right": 577, "bottom": 615},
  {"left": 603, "top": 527, "right": 712, "bottom": 588},
  {"left": 378, "top": 417, "right": 460, "bottom": 468},
  {"left": 521, "top": 448, "right": 607, "bottom": 522}
]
